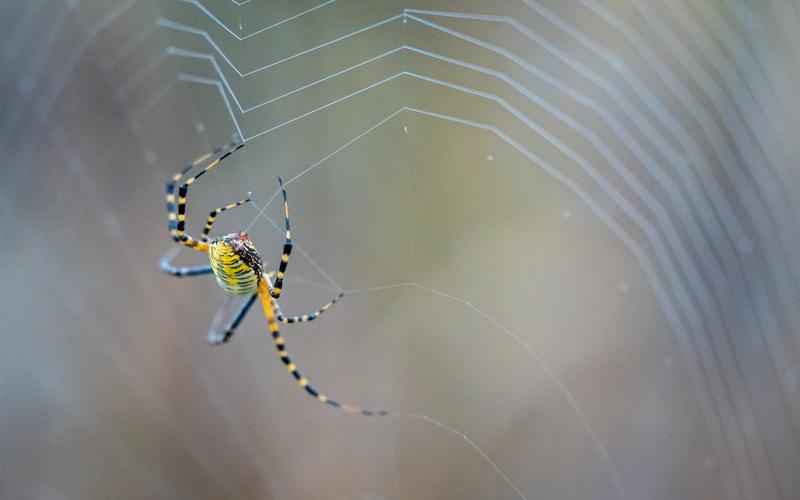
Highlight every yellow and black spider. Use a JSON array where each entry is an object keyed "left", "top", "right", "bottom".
[{"left": 159, "top": 141, "right": 387, "bottom": 417}]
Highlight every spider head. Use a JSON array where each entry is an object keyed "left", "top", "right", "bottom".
[
  {"left": 220, "top": 233, "right": 260, "bottom": 261},
  {"left": 216, "top": 231, "right": 250, "bottom": 244}
]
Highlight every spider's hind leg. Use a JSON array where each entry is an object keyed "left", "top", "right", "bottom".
[
  {"left": 257, "top": 279, "right": 389, "bottom": 416},
  {"left": 208, "top": 293, "right": 258, "bottom": 345},
  {"left": 274, "top": 291, "right": 345, "bottom": 324}
]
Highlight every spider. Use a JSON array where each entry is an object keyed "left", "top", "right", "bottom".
[{"left": 159, "top": 141, "right": 388, "bottom": 416}]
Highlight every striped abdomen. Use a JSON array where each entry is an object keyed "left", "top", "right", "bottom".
[{"left": 208, "top": 233, "right": 263, "bottom": 295}]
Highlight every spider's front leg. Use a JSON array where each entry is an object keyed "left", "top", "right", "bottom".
[
  {"left": 201, "top": 195, "right": 252, "bottom": 243},
  {"left": 164, "top": 141, "right": 245, "bottom": 253},
  {"left": 207, "top": 293, "right": 258, "bottom": 345},
  {"left": 165, "top": 141, "right": 234, "bottom": 240},
  {"left": 270, "top": 177, "right": 293, "bottom": 299}
]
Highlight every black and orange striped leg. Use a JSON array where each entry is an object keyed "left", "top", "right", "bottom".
[
  {"left": 168, "top": 142, "right": 245, "bottom": 252},
  {"left": 208, "top": 293, "right": 258, "bottom": 345},
  {"left": 159, "top": 247, "right": 213, "bottom": 277},
  {"left": 165, "top": 163, "right": 193, "bottom": 240},
  {"left": 270, "top": 177, "right": 292, "bottom": 299},
  {"left": 165, "top": 141, "right": 237, "bottom": 242},
  {"left": 200, "top": 196, "right": 252, "bottom": 242},
  {"left": 257, "top": 279, "right": 388, "bottom": 416},
  {"left": 272, "top": 291, "right": 345, "bottom": 324}
]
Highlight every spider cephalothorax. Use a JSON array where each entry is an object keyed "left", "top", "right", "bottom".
[
  {"left": 208, "top": 232, "right": 264, "bottom": 295},
  {"left": 160, "top": 141, "right": 384, "bottom": 417}
]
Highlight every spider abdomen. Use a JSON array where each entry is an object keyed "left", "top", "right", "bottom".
[{"left": 208, "top": 233, "right": 263, "bottom": 295}]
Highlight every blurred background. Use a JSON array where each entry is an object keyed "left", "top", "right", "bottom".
[{"left": 2, "top": 1, "right": 800, "bottom": 499}]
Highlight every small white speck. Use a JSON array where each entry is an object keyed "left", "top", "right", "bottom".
[
  {"left": 562, "top": 210, "right": 571, "bottom": 219},
  {"left": 403, "top": 125, "right": 408, "bottom": 134},
  {"left": 664, "top": 356, "right": 673, "bottom": 368},
  {"left": 616, "top": 281, "right": 629, "bottom": 294},
  {"left": 487, "top": 154, "right": 494, "bottom": 161},
  {"left": 403, "top": 17, "right": 407, "bottom": 24},
  {"left": 194, "top": 121, "right": 205, "bottom": 133},
  {"left": 703, "top": 456, "right": 716, "bottom": 468},
  {"left": 145, "top": 151, "right": 158, "bottom": 165}
]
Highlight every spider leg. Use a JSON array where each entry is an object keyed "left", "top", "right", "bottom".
[
  {"left": 270, "top": 177, "right": 292, "bottom": 299},
  {"left": 165, "top": 141, "right": 236, "bottom": 240},
  {"left": 257, "top": 279, "right": 388, "bottom": 416},
  {"left": 208, "top": 293, "right": 258, "bottom": 345},
  {"left": 201, "top": 196, "right": 252, "bottom": 242},
  {"left": 272, "top": 291, "right": 345, "bottom": 324},
  {"left": 159, "top": 246, "right": 213, "bottom": 277},
  {"left": 166, "top": 141, "right": 245, "bottom": 253}
]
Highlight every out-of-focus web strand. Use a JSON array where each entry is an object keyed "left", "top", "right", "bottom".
[
  {"left": 0, "top": 1, "right": 71, "bottom": 143},
  {"left": 526, "top": 4, "right": 800, "bottom": 497},
  {"left": 103, "top": 24, "right": 157, "bottom": 72},
  {"left": 534, "top": 2, "right": 799, "bottom": 496},
  {"left": 34, "top": 0, "right": 138, "bottom": 121},
  {"left": 581, "top": 0, "right": 800, "bottom": 300},
  {"left": 115, "top": 52, "right": 168, "bottom": 100},
  {"left": 632, "top": 0, "right": 800, "bottom": 288}
]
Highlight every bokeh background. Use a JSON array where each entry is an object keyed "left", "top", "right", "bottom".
[{"left": 3, "top": 1, "right": 800, "bottom": 499}]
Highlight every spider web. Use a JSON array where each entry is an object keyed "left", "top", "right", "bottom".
[{"left": 4, "top": 1, "right": 800, "bottom": 500}]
